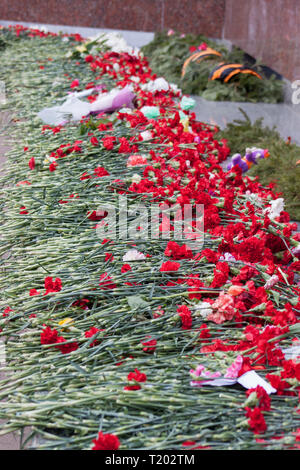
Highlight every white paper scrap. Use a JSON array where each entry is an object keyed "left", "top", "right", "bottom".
[{"left": 237, "top": 371, "right": 277, "bottom": 394}]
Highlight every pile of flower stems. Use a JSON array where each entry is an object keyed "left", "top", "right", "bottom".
[{"left": 0, "top": 27, "right": 299, "bottom": 450}]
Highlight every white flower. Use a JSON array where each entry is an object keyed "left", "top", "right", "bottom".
[
  {"left": 292, "top": 244, "right": 300, "bottom": 256},
  {"left": 282, "top": 339, "right": 300, "bottom": 360},
  {"left": 131, "top": 173, "right": 142, "bottom": 184},
  {"left": 264, "top": 274, "right": 279, "bottom": 289},
  {"left": 30, "top": 24, "right": 48, "bottom": 33},
  {"left": 169, "top": 83, "right": 182, "bottom": 94},
  {"left": 120, "top": 107, "right": 133, "bottom": 114},
  {"left": 142, "top": 77, "right": 169, "bottom": 93},
  {"left": 219, "top": 252, "right": 237, "bottom": 262},
  {"left": 265, "top": 198, "right": 285, "bottom": 220},
  {"left": 194, "top": 302, "right": 213, "bottom": 318},
  {"left": 88, "top": 32, "right": 139, "bottom": 56},
  {"left": 43, "top": 155, "right": 56, "bottom": 165},
  {"left": 123, "top": 249, "right": 146, "bottom": 261},
  {"left": 140, "top": 130, "right": 152, "bottom": 141},
  {"left": 244, "top": 191, "right": 263, "bottom": 205}
]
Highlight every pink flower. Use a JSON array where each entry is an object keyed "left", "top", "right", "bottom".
[
  {"left": 198, "top": 42, "right": 207, "bottom": 51},
  {"left": 126, "top": 155, "right": 148, "bottom": 167},
  {"left": 190, "top": 364, "right": 222, "bottom": 379},
  {"left": 224, "top": 355, "right": 244, "bottom": 378},
  {"left": 206, "top": 292, "right": 235, "bottom": 324},
  {"left": 264, "top": 275, "right": 279, "bottom": 289}
]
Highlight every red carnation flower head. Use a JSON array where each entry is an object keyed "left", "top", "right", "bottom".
[
  {"left": 85, "top": 54, "right": 94, "bottom": 63},
  {"left": 124, "top": 368, "right": 147, "bottom": 390},
  {"left": 70, "top": 79, "right": 79, "bottom": 89},
  {"left": 102, "top": 136, "right": 116, "bottom": 150},
  {"left": 245, "top": 385, "right": 271, "bottom": 411},
  {"left": 141, "top": 336, "right": 157, "bottom": 353},
  {"left": 177, "top": 305, "right": 192, "bottom": 329},
  {"left": 29, "top": 288, "right": 40, "bottom": 296},
  {"left": 28, "top": 157, "right": 35, "bottom": 170},
  {"left": 3, "top": 306, "right": 13, "bottom": 318},
  {"left": 92, "top": 432, "right": 120, "bottom": 450},
  {"left": 99, "top": 272, "right": 117, "bottom": 290},
  {"left": 40, "top": 326, "right": 59, "bottom": 345},
  {"left": 159, "top": 261, "right": 181, "bottom": 272},
  {"left": 85, "top": 327, "right": 104, "bottom": 347},
  {"left": 164, "top": 241, "right": 193, "bottom": 260},
  {"left": 55, "top": 337, "right": 78, "bottom": 354},
  {"left": 44, "top": 276, "right": 62, "bottom": 295},
  {"left": 94, "top": 166, "right": 109, "bottom": 178},
  {"left": 90, "top": 136, "right": 99, "bottom": 146},
  {"left": 121, "top": 263, "right": 132, "bottom": 273},
  {"left": 245, "top": 407, "right": 267, "bottom": 434},
  {"left": 127, "top": 368, "right": 147, "bottom": 383}
]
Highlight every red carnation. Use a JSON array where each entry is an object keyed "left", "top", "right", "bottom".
[
  {"left": 90, "top": 136, "right": 99, "bottom": 146},
  {"left": 28, "top": 157, "right": 35, "bottom": 170},
  {"left": 70, "top": 79, "right": 79, "bottom": 88},
  {"left": 40, "top": 326, "right": 59, "bottom": 345},
  {"left": 177, "top": 305, "right": 192, "bottom": 329},
  {"left": 121, "top": 264, "right": 132, "bottom": 273},
  {"left": 29, "top": 288, "right": 40, "bottom": 296},
  {"left": 160, "top": 261, "right": 181, "bottom": 272},
  {"left": 164, "top": 241, "right": 193, "bottom": 260},
  {"left": 102, "top": 136, "right": 116, "bottom": 150},
  {"left": 85, "top": 55, "right": 94, "bottom": 63},
  {"left": 124, "top": 368, "right": 147, "bottom": 390},
  {"left": 245, "top": 407, "right": 267, "bottom": 434},
  {"left": 141, "top": 336, "right": 157, "bottom": 353},
  {"left": 94, "top": 166, "right": 109, "bottom": 177},
  {"left": 92, "top": 432, "right": 120, "bottom": 450},
  {"left": 44, "top": 277, "right": 62, "bottom": 295},
  {"left": 85, "top": 327, "right": 103, "bottom": 347},
  {"left": 55, "top": 337, "right": 78, "bottom": 354},
  {"left": 246, "top": 385, "right": 271, "bottom": 411},
  {"left": 99, "top": 272, "right": 117, "bottom": 290},
  {"left": 118, "top": 137, "right": 131, "bottom": 153}
]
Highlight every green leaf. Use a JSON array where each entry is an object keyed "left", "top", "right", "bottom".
[{"left": 126, "top": 295, "right": 149, "bottom": 311}]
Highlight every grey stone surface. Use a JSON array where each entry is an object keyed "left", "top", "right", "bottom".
[{"left": 192, "top": 96, "right": 300, "bottom": 145}]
